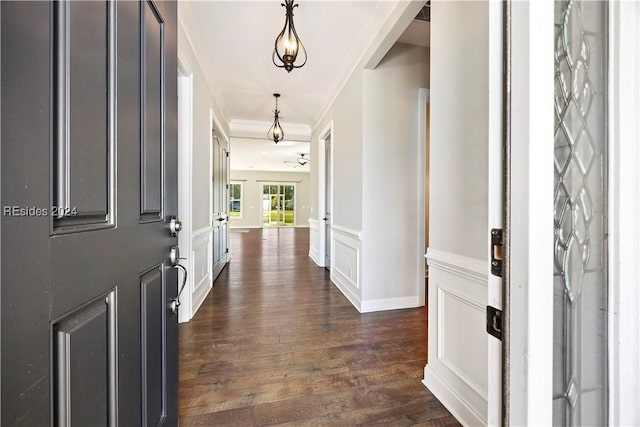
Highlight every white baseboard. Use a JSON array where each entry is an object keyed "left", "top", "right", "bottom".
[
  {"left": 331, "top": 272, "right": 362, "bottom": 312},
  {"left": 192, "top": 281, "right": 211, "bottom": 317},
  {"left": 423, "top": 365, "right": 486, "bottom": 426},
  {"left": 309, "top": 248, "right": 320, "bottom": 266},
  {"left": 360, "top": 295, "right": 421, "bottom": 313}
]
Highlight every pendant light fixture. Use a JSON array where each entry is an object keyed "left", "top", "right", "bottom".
[
  {"left": 267, "top": 93, "right": 284, "bottom": 144},
  {"left": 297, "top": 154, "right": 309, "bottom": 166},
  {"left": 272, "top": 0, "right": 307, "bottom": 73}
]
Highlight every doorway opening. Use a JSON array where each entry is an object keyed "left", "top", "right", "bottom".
[{"left": 261, "top": 183, "right": 296, "bottom": 227}]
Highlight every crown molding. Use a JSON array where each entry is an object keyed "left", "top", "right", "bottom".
[
  {"left": 230, "top": 119, "right": 312, "bottom": 142},
  {"left": 311, "top": 0, "right": 426, "bottom": 131},
  {"left": 178, "top": 2, "right": 230, "bottom": 129}
]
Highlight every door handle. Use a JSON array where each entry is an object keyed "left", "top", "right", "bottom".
[
  {"left": 170, "top": 263, "right": 188, "bottom": 315},
  {"left": 169, "top": 245, "right": 180, "bottom": 266}
]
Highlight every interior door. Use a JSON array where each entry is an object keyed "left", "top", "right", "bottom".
[
  {"left": 1, "top": 1, "right": 179, "bottom": 425},
  {"left": 212, "top": 133, "right": 225, "bottom": 278},
  {"left": 324, "top": 134, "right": 332, "bottom": 269},
  {"left": 219, "top": 147, "right": 229, "bottom": 261}
]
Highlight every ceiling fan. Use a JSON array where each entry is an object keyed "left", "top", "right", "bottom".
[{"left": 284, "top": 153, "right": 310, "bottom": 168}]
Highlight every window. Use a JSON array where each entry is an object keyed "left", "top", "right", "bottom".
[{"left": 229, "top": 182, "right": 243, "bottom": 219}]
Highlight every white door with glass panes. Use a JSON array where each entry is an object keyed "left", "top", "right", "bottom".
[{"left": 261, "top": 183, "right": 295, "bottom": 227}]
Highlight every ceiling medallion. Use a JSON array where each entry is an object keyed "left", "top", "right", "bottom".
[
  {"left": 272, "top": 0, "right": 307, "bottom": 73},
  {"left": 267, "top": 93, "right": 284, "bottom": 144}
]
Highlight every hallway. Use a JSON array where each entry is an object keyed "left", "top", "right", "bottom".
[{"left": 178, "top": 228, "right": 458, "bottom": 426}]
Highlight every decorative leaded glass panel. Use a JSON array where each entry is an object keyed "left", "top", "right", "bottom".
[{"left": 553, "top": 1, "right": 608, "bottom": 425}]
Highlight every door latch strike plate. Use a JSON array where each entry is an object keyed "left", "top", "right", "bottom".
[
  {"left": 490, "top": 228, "right": 503, "bottom": 277},
  {"left": 486, "top": 305, "right": 503, "bottom": 341}
]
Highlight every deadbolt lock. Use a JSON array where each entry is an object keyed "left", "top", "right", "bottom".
[{"left": 169, "top": 215, "right": 183, "bottom": 237}]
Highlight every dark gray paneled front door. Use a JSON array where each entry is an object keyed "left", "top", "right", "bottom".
[{"left": 1, "top": 1, "right": 179, "bottom": 425}]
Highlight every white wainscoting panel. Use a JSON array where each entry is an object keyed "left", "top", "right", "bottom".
[
  {"left": 330, "top": 225, "right": 362, "bottom": 311},
  {"left": 191, "top": 228, "right": 212, "bottom": 317},
  {"left": 423, "top": 248, "right": 488, "bottom": 426},
  {"left": 309, "top": 219, "right": 320, "bottom": 265},
  {"left": 360, "top": 296, "right": 421, "bottom": 313}
]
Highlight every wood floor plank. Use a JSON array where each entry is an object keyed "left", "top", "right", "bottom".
[{"left": 179, "top": 228, "right": 459, "bottom": 426}]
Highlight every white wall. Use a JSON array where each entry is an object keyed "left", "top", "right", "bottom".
[
  {"left": 311, "top": 70, "right": 364, "bottom": 231},
  {"left": 423, "top": 1, "right": 492, "bottom": 425},
  {"left": 361, "top": 43, "right": 429, "bottom": 307},
  {"left": 428, "top": 11, "right": 488, "bottom": 262},
  {"left": 229, "top": 170, "right": 311, "bottom": 228},
  {"left": 177, "top": 12, "right": 229, "bottom": 323},
  {"left": 309, "top": 42, "right": 431, "bottom": 312}
]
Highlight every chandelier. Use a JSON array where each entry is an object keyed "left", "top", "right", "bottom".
[
  {"left": 272, "top": 0, "right": 307, "bottom": 73},
  {"left": 267, "top": 93, "right": 284, "bottom": 144}
]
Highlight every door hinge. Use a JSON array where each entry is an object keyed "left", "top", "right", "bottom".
[
  {"left": 486, "top": 305, "right": 503, "bottom": 341},
  {"left": 490, "top": 228, "right": 503, "bottom": 277},
  {"left": 225, "top": 248, "right": 229, "bottom": 254},
  {"left": 226, "top": 152, "right": 229, "bottom": 158}
]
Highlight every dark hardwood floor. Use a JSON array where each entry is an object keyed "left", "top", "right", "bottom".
[{"left": 179, "top": 228, "right": 459, "bottom": 426}]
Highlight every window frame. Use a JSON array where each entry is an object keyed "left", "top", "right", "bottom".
[{"left": 229, "top": 181, "right": 243, "bottom": 220}]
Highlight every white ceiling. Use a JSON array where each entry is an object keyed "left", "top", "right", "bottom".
[
  {"left": 184, "top": 0, "right": 386, "bottom": 125},
  {"left": 229, "top": 138, "right": 311, "bottom": 173},
  {"left": 180, "top": 1, "right": 429, "bottom": 172}
]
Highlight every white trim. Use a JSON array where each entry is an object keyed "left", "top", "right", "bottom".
[
  {"left": 331, "top": 271, "right": 362, "bottom": 312},
  {"left": 330, "top": 224, "right": 362, "bottom": 241},
  {"left": 423, "top": 366, "right": 486, "bottom": 427},
  {"left": 191, "top": 230, "right": 212, "bottom": 318},
  {"left": 177, "top": 69, "right": 194, "bottom": 324},
  {"left": 229, "top": 181, "right": 243, "bottom": 220},
  {"left": 229, "top": 225, "right": 261, "bottom": 230},
  {"left": 178, "top": 2, "right": 230, "bottom": 127},
  {"left": 311, "top": 1, "right": 421, "bottom": 129},
  {"left": 309, "top": 219, "right": 320, "bottom": 265},
  {"left": 426, "top": 248, "right": 487, "bottom": 286},
  {"left": 486, "top": 2, "right": 504, "bottom": 423},
  {"left": 417, "top": 88, "right": 430, "bottom": 308},
  {"left": 316, "top": 121, "right": 334, "bottom": 269},
  {"left": 192, "top": 226, "right": 212, "bottom": 239},
  {"left": 608, "top": 2, "right": 640, "bottom": 425},
  {"left": 229, "top": 119, "right": 311, "bottom": 142},
  {"left": 360, "top": 296, "right": 420, "bottom": 314},
  {"left": 509, "top": 1, "right": 555, "bottom": 425},
  {"left": 259, "top": 181, "right": 298, "bottom": 228}
]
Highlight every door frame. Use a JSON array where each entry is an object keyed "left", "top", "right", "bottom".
[
  {"left": 508, "top": 2, "right": 555, "bottom": 424},
  {"left": 508, "top": 1, "right": 640, "bottom": 425},
  {"left": 417, "top": 88, "right": 430, "bottom": 308},
  {"left": 259, "top": 182, "right": 298, "bottom": 228},
  {"left": 177, "top": 57, "right": 194, "bottom": 323},
  {"left": 317, "top": 121, "right": 334, "bottom": 268},
  {"left": 607, "top": 1, "right": 640, "bottom": 424}
]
